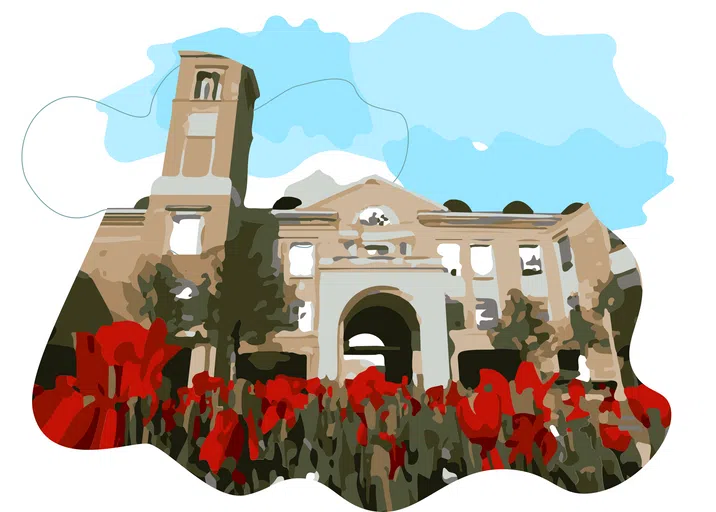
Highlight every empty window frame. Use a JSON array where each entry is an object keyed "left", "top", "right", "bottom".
[
  {"left": 475, "top": 298, "right": 499, "bottom": 330},
  {"left": 438, "top": 243, "right": 462, "bottom": 276},
  {"left": 298, "top": 302, "right": 313, "bottom": 332},
  {"left": 288, "top": 243, "right": 315, "bottom": 277},
  {"left": 519, "top": 245, "right": 543, "bottom": 276},
  {"left": 169, "top": 214, "right": 205, "bottom": 255},
  {"left": 470, "top": 244, "right": 494, "bottom": 276},
  {"left": 557, "top": 236, "right": 574, "bottom": 272}
]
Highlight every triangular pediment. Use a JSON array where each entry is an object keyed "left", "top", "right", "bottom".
[{"left": 303, "top": 177, "right": 445, "bottom": 225}]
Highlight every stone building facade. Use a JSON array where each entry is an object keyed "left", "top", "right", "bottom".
[
  {"left": 78, "top": 52, "right": 259, "bottom": 383},
  {"left": 259, "top": 180, "right": 639, "bottom": 390},
  {"left": 71, "top": 52, "right": 639, "bottom": 392}
]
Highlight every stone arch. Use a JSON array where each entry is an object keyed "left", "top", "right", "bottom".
[{"left": 339, "top": 288, "right": 420, "bottom": 383}]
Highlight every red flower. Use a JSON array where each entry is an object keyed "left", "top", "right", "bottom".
[
  {"left": 343, "top": 367, "right": 413, "bottom": 445},
  {"left": 246, "top": 409, "right": 259, "bottom": 460},
  {"left": 176, "top": 371, "right": 233, "bottom": 418},
  {"left": 161, "top": 399, "right": 177, "bottom": 432},
  {"left": 92, "top": 320, "right": 180, "bottom": 412},
  {"left": 426, "top": 381, "right": 461, "bottom": 415},
  {"left": 199, "top": 409, "right": 245, "bottom": 473},
  {"left": 379, "top": 432, "right": 407, "bottom": 479},
  {"left": 306, "top": 377, "right": 327, "bottom": 412},
  {"left": 564, "top": 380, "right": 589, "bottom": 421},
  {"left": 515, "top": 362, "right": 559, "bottom": 417},
  {"left": 600, "top": 424, "right": 631, "bottom": 452},
  {"left": 346, "top": 367, "right": 403, "bottom": 416},
  {"left": 506, "top": 413, "right": 556, "bottom": 465},
  {"left": 253, "top": 375, "right": 309, "bottom": 434},
  {"left": 356, "top": 421, "right": 368, "bottom": 447},
  {"left": 599, "top": 395, "right": 621, "bottom": 417},
  {"left": 625, "top": 384, "right": 671, "bottom": 429},
  {"left": 33, "top": 319, "right": 179, "bottom": 449},
  {"left": 176, "top": 385, "right": 203, "bottom": 415},
  {"left": 456, "top": 370, "right": 513, "bottom": 469},
  {"left": 232, "top": 470, "right": 247, "bottom": 486},
  {"left": 426, "top": 385, "right": 448, "bottom": 414}
]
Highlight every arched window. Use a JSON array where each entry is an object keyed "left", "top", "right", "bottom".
[
  {"left": 193, "top": 71, "right": 221, "bottom": 100},
  {"left": 358, "top": 207, "right": 392, "bottom": 226},
  {"left": 201, "top": 78, "right": 211, "bottom": 100},
  {"left": 470, "top": 245, "right": 494, "bottom": 276}
]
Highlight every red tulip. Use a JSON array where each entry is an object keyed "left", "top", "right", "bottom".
[
  {"left": 506, "top": 413, "right": 556, "bottom": 465},
  {"left": 253, "top": 375, "right": 310, "bottom": 434},
  {"left": 246, "top": 409, "right": 259, "bottom": 460},
  {"left": 200, "top": 409, "right": 244, "bottom": 473},
  {"left": 564, "top": 380, "right": 589, "bottom": 421},
  {"left": 600, "top": 424, "right": 632, "bottom": 452},
  {"left": 456, "top": 370, "right": 513, "bottom": 469},
  {"left": 625, "top": 384, "right": 671, "bottom": 429},
  {"left": 343, "top": 367, "right": 413, "bottom": 445},
  {"left": 515, "top": 362, "right": 558, "bottom": 417},
  {"left": 379, "top": 432, "right": 407, "bottom": 479},
  {"left": 33, "top": 319, "right": 179, "bottom": 449}
]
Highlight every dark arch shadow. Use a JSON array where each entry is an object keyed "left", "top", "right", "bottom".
[{"left": 343, "top": 293, "right": 419, "bottom": 383}]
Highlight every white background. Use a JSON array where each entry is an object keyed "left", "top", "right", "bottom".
[{"left": 1, "top": 1, "right": 715, "bottom": 510}]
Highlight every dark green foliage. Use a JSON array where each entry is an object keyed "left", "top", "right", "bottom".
[
  {"left": 502, "top": 200, "right": 534, "bottom": 214},
  {"left": 608, "top": 230, "right": 626, "bottom": 250},
  {"left": 445, "top": 299, "right": 465, "bottom": 330},
  {"left": 562, "top": 202, "right": 584, "bottom": 215},
  {"left": 568, "top": 305, "right": 601, "bottom": 352},
  {"left": 443, "top": 199, "right": 471, "bottom": 213},
  {"left": 272, "top": 196, "right": 302, "bottom": 210},
  {"left": 491, "top": 289, "right": 553, "bottom": 358},
  {"left": 138, "top": 263, "right": 211, "bottom": 339},
  {"left": 206, "top": 209, "right": 292, "bottom": 379},
  {"left": 236, "top": 352, "right": 307, "bottom": 382},
  {"left": 595, "top": 273, "right": 626, "bottom": 316},
  {"left": 48, "top": 271, "right": 113, "bottom": 348},
  {"left": 35, "top": 344, "right": 76, "bottom": 389},
  {"left": 458, "top": 349, "right": 522, "bottom": 388}
]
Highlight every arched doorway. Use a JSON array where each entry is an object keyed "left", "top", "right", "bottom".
[{"left": 341, "top": 292, "right": 419, "bottom": 383}]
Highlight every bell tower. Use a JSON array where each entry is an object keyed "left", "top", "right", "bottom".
[
  {"left": 154, "top": 51, "right": 259, "bottom": 202},
  {"left": 144, "top": 52, "right": 260, "bottom": 262}
]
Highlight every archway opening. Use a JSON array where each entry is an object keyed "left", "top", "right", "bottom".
[{"left": 342, "top": 293, "right": 419, "bottom": 383}]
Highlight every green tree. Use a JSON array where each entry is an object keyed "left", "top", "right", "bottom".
[
  {"left": 206, "top": 208, "right": 292, "bottom": 380},
  {"left": 490, "top": 289, "right": 554, "bottom": 359}
]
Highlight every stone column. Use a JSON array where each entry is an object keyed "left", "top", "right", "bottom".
[
  {"left": 492, "top": 239, "right": 521, "bottom": 307},
  {"left": 541, "top": 241, "right": 566, "bottom": 321}
]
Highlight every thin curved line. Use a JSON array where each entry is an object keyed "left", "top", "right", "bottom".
[
  {"left": 21, "top": 70, "right": 410, "bottom": 219},
  {"left": 20, "top": 65, "right": 180, "bottom": 219},
  {"left": 255, "top": 77, "right": 409, "bottom": 182}
]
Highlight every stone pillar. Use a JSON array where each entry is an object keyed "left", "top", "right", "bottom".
[
  {"left": 459, "top": 242, "right": 477, "bottom": 328},
  {"left": 570, "top": 218, "right": 612, "bottom": 309},
  {"left": 492, "top": 239, "right": 521, "bottom": 307},
  {"left": 541, "top": 241, "right": 566, "bottom": 321}
]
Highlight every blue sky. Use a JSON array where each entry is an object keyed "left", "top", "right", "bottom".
[{"left": 99, "top": 13, "right": 671, "bottom": 229}]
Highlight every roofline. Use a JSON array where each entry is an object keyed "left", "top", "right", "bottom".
[
  {"left": 178, "top": 51, "right": 230, "bottom": 59},
  {"left": 273, "top": 203, "right": 595, "bottom": 232},
  {"left": 303, "top": 176, "right": 447, "bottom": 212}
]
